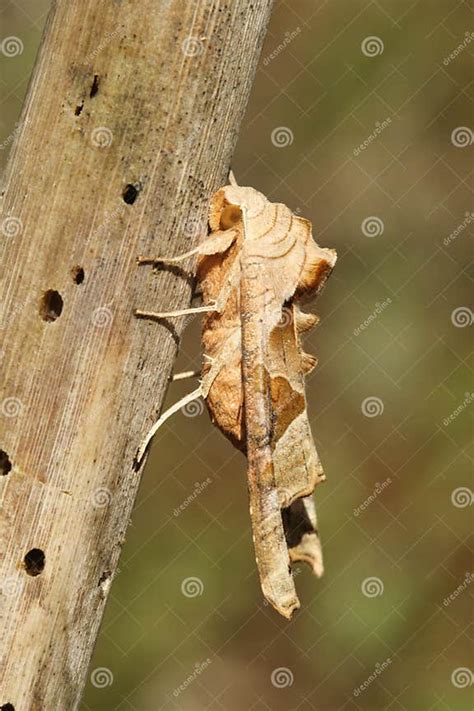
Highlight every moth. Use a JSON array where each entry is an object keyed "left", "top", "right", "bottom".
[{"left": 136, "top": 173, "right": 337, "bottom": 618}]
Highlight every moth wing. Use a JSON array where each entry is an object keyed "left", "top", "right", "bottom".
[
  {"left": 246, "top": 207, "right": 336, "bottom": 312},
  {"left": 203, "top": 325, "right": 244, "bottom": 449},
  {"left": 201, "top": 185, "right": 336, "bottom": 614},
  {"left": 283, "top": 495, "right": 324, "bottom": 577},
  {"left": 199, "top": 234, "right": 245, "bottom": 447},
  {"left": 267, "top": 312, "right": 325, "bottom": 505}
]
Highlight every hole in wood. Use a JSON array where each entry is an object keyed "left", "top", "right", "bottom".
[
  {"left": 90, "top": 74, "right": 100, "bottom": 98},
  {"left": 0, "top": 450, "right": 12, "bottom": 476},
  {"left": 74, "top": 102, "right": 84, "bottom": 116},
  {"left": 24, "top": 548, "right": 45, "bottom": 576},
  {"left": 123, "top": 184, "right": 139, "bottom": 205},
  {"left": 1, "top": 703, "right": 15, "bottom": 710},
  {"left": 71, "top": 265, "right": 85, "bottom": 284},
  {"left": 98, "top": 570, "right": 111, "bottom": 586},
  {"left": 39, "top": 290, "right": 63, "bottom": 322}
]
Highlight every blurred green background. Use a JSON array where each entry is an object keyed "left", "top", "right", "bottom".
[{"left": 1, "top": 1, "right": 472, "bottom": 709}]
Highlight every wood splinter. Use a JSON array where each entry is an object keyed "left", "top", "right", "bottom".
[{"left": 136, "top": 175, "right": 337, "bottom": 618}]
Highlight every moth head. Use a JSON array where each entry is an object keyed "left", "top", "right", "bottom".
[
  {"left": 209, "top": 185, "right": 266, "bottom": 232},
  {"left": 209, "top": 189, "right": 242, "bottom": 232}
]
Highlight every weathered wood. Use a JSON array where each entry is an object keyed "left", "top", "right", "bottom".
[{"left": 0, "top": 1, "right": 273, "bottom": 707}]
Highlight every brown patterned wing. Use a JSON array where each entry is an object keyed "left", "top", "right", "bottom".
[
  {"left": 198, "top": 183, "right": 336, "bottom": 617},
  {"left": 267, "top": 307, "right": 325, "bottom": 576},
  {"left": 198, "top": 231, "right": 245, "bottom": 448}
]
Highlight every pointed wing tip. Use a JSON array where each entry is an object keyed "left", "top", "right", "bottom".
[
  {"left": 266, "top": 595, "right": 301, "bottom": 620},
  {"left": 262, "top": 577, "right": 301, "bottom": 620}
]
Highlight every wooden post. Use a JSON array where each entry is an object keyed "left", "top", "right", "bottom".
[{"left": 0, "top": 1, "right": 273, "bottom": 706}]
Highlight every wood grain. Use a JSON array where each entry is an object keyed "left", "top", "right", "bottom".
[{"left": 0, "top": 0, "right": 273, "bottom": 706}]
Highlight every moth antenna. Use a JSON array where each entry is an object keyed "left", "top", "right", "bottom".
[
  {"left": 136, "top": 386, "right": 203, "bottom": 463},
  {"left": 228, "top": 169, "right": 238, "bottom": 186}
]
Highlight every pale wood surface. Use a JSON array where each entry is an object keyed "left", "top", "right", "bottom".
[{"left": 0, "top": 1, "right": 273, "bottom": 706}]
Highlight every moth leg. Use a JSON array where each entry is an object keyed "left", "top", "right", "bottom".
[
  {"left": 137, "top": 248, "right": 200, "bottom": 266},
  {"left": 136, "top": 257, "right": 239, "bottom": 322},
  {"left": 135, "top": 302, "right": 217, "bottom": 320},
  {"left": 137, "top": 228, "right": 237, "bottom": 266},
  {"left": 171, "top": 369, "right": 200, "bottom": 382},
  {"left": 136, "top": 386, "right": 203, "bottom": 463}
]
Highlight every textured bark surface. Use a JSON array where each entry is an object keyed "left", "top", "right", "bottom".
[{"left": 0, "top": 1, "right": 273, "bottom": 707}]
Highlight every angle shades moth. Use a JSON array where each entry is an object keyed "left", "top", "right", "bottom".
[{"left": 136, "top": 173, "right": 337, "bottom": 619}]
